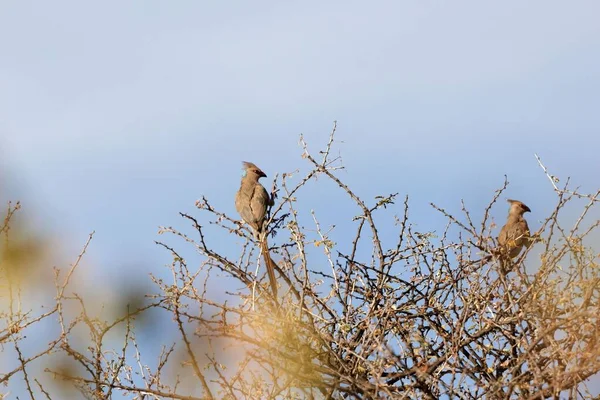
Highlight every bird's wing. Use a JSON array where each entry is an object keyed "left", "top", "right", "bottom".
[
  {"left": 236, "top": 183, "right": 260, "bottom": 230},
  {"left": 250, "top": 184, "right": 269, "bottom": 228},
  {"left": 514, "top": 219, "right": 531, "bottom": 248},
  {"left": 498, "top": 223, "right": 509, "bottom": 247}
]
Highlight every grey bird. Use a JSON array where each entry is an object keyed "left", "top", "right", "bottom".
[
  {"left": 235, "top": 161, "right": 278, "bottom": 298},
  {"left": 497, "top": 199, "right": 532, "bottom": 260}
]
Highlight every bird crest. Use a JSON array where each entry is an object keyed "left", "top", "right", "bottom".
[
  {"left": 507, "top": 199, "right": 531, "bottom": 213},
  {"left": 242, "top": 161, "right": 259, "bottom": 170},
  {"left": 241, "top": 161, "right": 267, "bottom": 178}
]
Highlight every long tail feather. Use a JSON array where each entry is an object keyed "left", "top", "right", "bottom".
[{"left": 260, "top": 238, "right": 278, "bottom": 298}]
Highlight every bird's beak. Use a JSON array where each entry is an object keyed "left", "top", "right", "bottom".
[
  {"left": 259, "top": 171, "right": 267, "bottom": 178},
  {"left": 523, "top": 205, "right": 531, "bottom": 213}
]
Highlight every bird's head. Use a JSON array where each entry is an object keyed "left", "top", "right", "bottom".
[
  {"left": 242, "top": 161, "right": 267, "bottom": 179},
  {"left": 507, "top": 199, "right": 531, "bottom": 214}
]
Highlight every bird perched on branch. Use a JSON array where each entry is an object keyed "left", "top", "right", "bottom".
[
  {"left": 465, "top": 199, "right": 532, "bottom": 271},
  {"left": 235, "top": 161, "right": 278, "bottom": 298},
  {"left": 497, "top": 199, "right": 532, "bottom": 261}
]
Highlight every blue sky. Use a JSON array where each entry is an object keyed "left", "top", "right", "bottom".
[{"left": 1, "top": 0, "right": 599, "bottom": 396}]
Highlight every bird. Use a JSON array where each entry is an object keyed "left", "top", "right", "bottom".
[
  {"left": 497, "top": 199, "right": 532, "bottom": 260},
  {"left": 463, "top": 199, "right": 532, "bottom": 272},
  {"left": 235, "top": 161, "right": 278, "bottom": 298}
]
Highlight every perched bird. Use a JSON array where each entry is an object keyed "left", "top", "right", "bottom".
[
  {"left": 235, "top": 161, "right": 278, "bottom": 298},
  {"left": 497, "top": 199, "right": 532, "bottom": 260}
]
